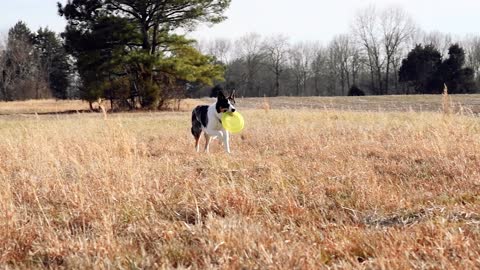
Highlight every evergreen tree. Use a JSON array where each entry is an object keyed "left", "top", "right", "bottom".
[
  {"left": 7, "top": 21, "right": 34, "bottom": 47},
  {"left": 348, "top": 85, "right": 365, "bottom": 96},
  {"left": 34, "top": 28, "right": 71, "bottom": 99},
  {"left": 58, "top": 0, "right": 230, "bottom": 109},
  {"left": 437, "top": 44, "right": 476, "bottom": 93},
  {"left": 399, "top": 44, "right": 442, "bottom": 94}
]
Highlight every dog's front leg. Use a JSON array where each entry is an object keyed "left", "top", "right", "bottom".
[
  {"left": 213, "top": 130, "right": 231, "bottom": 154},
  {"left": 222, "top": 130, "right": 231, "bottom": 153},
  {"left": 204, "top": 133, "right": 211, "bottom": 153},
  {"left": 205, "top": 129, "right": 230, "bottom": 154}
]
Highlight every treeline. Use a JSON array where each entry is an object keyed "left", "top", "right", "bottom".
[
  {"left": 1, "top": 4, "right": 479, "bottom": 106},
  {"left": 195, "top": 6, "right": 480, "bottom": 97},
  {"left": 0, "top": 22, "right": 72, "bottom": 101}
]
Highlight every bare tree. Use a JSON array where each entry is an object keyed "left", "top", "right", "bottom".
[
  {"left": 0, "top": 37, "right": 11, "bottom": 100},
  {"left": 329, "top": 34, "right": 363, "bottom": 95},
  {"left": 325, "top": 45, "right": 339, "bottom": 95},
  {"left": 0, "top": 35, "right": 48, "bottom": 100},
  {"left": 288, "top": 42, "right": 313, "bottom": 96},
  {"left": 352, "top": 5, "right": 385, "bottom": 94},
  {"left": 310, "top": 44, "right": 328, "bottom": 95},
  {"left": 350, "top": 44, "right": 364, "bottom": 87},
  {"left": 329, "top": 36, "right": 347, "bottom": 95},
  {"left": 463, "top": 35, "right": 480, "bottom": 80},
  {"left": 193, "top": 38, "right": 207, "bottom": 54},
  {"left": 391, "top": 46, "right": 408, "bottom": 92},
  {"left": 234, "top": 33, "right": 265, "bottom": 96},
  {"left": 263, "top": 34, "right": 289, "bottom": 96},
  {"left": 422, "top": 31, "right": 453, "bottom": 56},
  {"left": 208, "top": 38, "right": 232, "bottom": 65},
  {"left": 380, "top": 7, "right": 416, "bottom": 93}
]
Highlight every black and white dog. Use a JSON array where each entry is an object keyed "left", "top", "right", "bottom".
[{"left": 191, "top": 91, "right": 236, "bottom": 153}]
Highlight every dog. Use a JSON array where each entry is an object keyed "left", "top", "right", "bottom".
[{"left": 191, "top": 90, "right": 236, "bottom": 153}]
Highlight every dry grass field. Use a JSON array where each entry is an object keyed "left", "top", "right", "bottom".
[{"left": 0, "top": 96, "right": 479, "bottom": 269}]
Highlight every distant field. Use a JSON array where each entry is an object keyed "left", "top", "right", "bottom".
[
  {"left": 0, "top": 99, "right": 89, "bottom": 115},
  {"left": 238, "top": 94, "right": 480, "bottom": 113},
  {"left": 1, "top": 94, "right": 480, "bottom": 115},
  {"left": 0, "top": 97, "right": 478, "bottom": 268}
]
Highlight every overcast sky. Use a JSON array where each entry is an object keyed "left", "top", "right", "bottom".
[{"left": 1, "top": 0, "right": 479, "bottom": 43}]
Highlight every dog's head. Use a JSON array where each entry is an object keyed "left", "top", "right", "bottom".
[{"left": 216, "top": 90, "right": 236, "bottom": 113}]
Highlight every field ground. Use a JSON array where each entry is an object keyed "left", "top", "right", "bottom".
[
  {"left": 1, "top": 94, "right": 480, "bottom": 115},
  {"left": 0, "top": 96, "right": 479, "bottom": 268}
]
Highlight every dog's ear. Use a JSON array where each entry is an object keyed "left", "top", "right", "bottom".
[
  {"left": 228, "top": 90, "right": 236, "bottom": 100},
  {"left": 217, "top": 90, "right": 226, "bottom": 100}
]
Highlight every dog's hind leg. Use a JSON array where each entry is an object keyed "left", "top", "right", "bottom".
[
  {"left": 191, "top": 126, "right": 202, "bottom": 152},
  {"left": 191, "top": 109, "right": 204, "bottom": 152},
  {"left": 194, "top": 133, "right": 201, "bottom": 152}
]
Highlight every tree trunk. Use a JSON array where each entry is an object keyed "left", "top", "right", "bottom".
[
  {"left": 302, "top": 71, "right": 307, "bottom": 96},
  {"left": 385, "top": 55, "right": 391, "bottom": 95},
  {"left": 376, "top": 66, "right": 383, "bottom": 95},
  {"left": 141, "top": 24, "right": 151, "bottom": 53},
  {"left": 274, "top": 70, "right": 280, "bottom": 96}
]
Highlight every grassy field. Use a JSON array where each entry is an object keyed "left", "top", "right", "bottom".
[
  {"left": 0, "top": 96, "right": 479, "bottom": 269},
  {"left": 2, "top": 94, "right": 480, "bottom": 115}
]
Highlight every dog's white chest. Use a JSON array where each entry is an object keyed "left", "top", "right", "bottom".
[{"left": 213, "top": 118, "right": 223, "bottom": 130}]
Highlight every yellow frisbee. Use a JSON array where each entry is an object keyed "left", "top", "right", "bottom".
[{"left": 221, "top": 111, "right": 245, "bottom": 133}]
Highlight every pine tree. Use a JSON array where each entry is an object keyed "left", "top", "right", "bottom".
[
  {"left": 59, "top": 0, "right": 230, "bottom": 109},
  {"left": 399, "top": 44, "right": 442, "bottom": 94},
  {"left": 437, "top": 44, "right": 476, "bottom": 93},
  {"left": 399, "top": 43, "right": 476, "bottom": 94},
  {"left": 34, "top": 28, "right": 71, "bottom": 99}
]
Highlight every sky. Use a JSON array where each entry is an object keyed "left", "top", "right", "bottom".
[
  {"left": 1, "top": 0, "right": 479, "bottom": 43},
  {"left": 0, "top": 0, "right": 67, "bottom": 35}
]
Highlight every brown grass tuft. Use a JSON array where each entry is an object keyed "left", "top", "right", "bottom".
[
  {"left": 260, "top": 95, "right": 271, "bottom": 112},
  {"left": 442, "top": 84, "right": 452, "bottom": 115}
]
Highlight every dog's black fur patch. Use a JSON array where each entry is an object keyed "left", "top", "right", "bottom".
[{"left": 191, "top": 105, "right": 208, "bottom": 139}]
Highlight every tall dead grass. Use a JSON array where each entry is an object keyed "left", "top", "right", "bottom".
[
  {"left": 442, "top": 84, "right": 452, "bottom": 115},
  {"left": 0, "top": 105, "right": 478, "bottom": 268}
]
